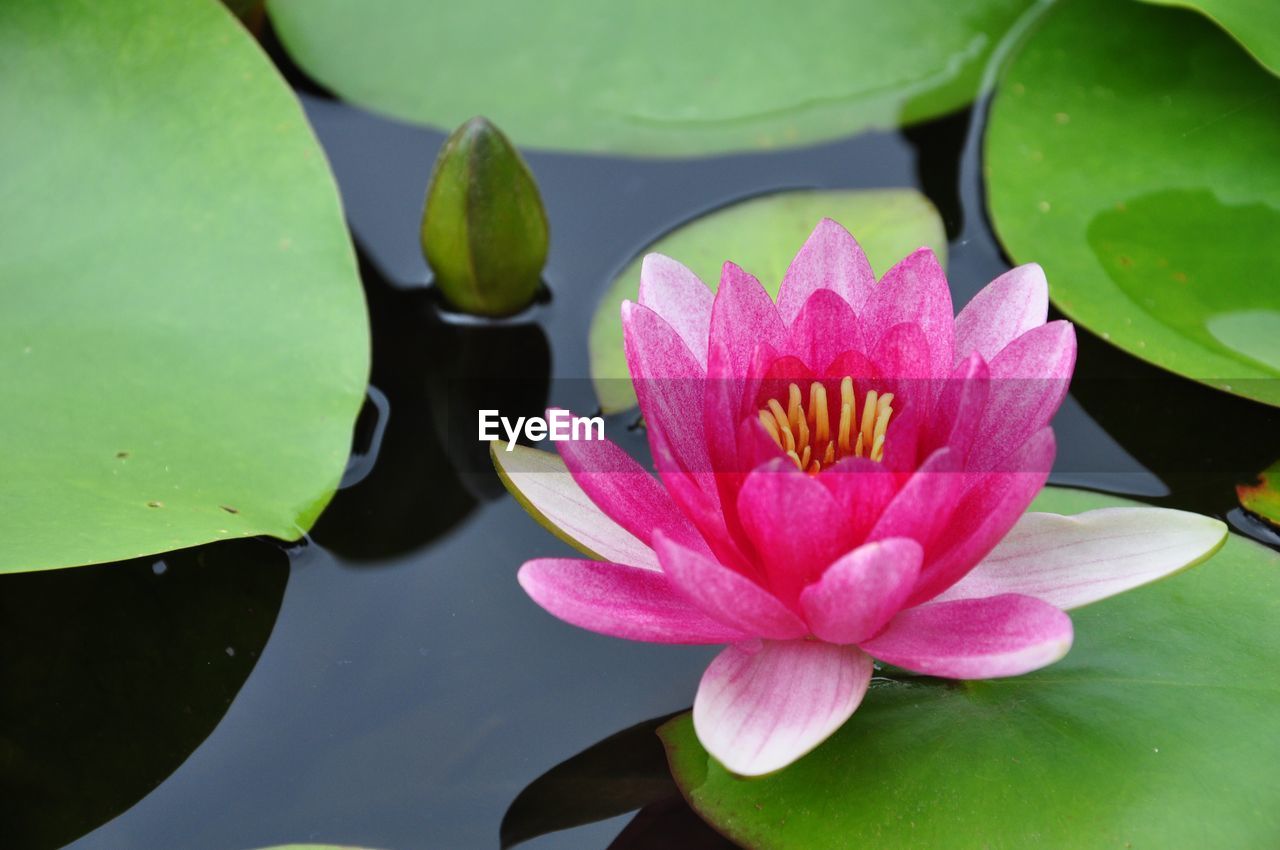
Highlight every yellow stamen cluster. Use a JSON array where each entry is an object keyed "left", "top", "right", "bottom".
[{"left": 758, "top": 377, "right": 894, "bottom": 472}]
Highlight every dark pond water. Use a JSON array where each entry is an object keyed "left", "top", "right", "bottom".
[{"left": 5, "top": 23, "right": 1279, "bottom": 850}]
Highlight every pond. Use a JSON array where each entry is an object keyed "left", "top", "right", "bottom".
[{"left": 5, "top": 14, "right": 1280, "bottom": 850}]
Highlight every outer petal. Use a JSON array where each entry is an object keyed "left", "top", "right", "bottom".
[
  {"left": 638, "top": 253, "right": 713, "bottom": 368},
  {"left": 555, "top": 417, "right": 707, "bottom": 555},
  {"left": 935, "top": 508, "right": 1227, "bottom": 610},
  {"left": 777, "top": 218, "right": 877, "bottom": 321},
  {"left": 862, "top": 248, "right": 954, "bottom": 379},
  {"left": 970, "top": 320, "right": 1075, "bottom": 472},
  {"left": 860, "top": 593, "right": 1073, "bottom": 679},
  {"left": 623, "top": 301, "right": 710, "bottom": 476},
  {"left": 518, "top": 558, "right": 748, "bottom": 644},
  {"left": 736, "top": 459, "right": 853, "bottom": 605},
  {"left": 693, "top": 640, "right": 873, "bottom": 776},
  {"left": 800, "top": 538, "right": 923, "bottom": 644},
  {"left": 654, "top": 533, "right": 807, "bottom": 639},
  {"left": 953, "top": 263, "right": 1049, "bottom": 366},
  {"left": 493, "top": 443, "right": 659, "bottom": 570}
]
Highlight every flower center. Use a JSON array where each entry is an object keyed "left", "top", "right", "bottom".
[{"left": 757, "top": 377, "right": 894, "bottom": 472}]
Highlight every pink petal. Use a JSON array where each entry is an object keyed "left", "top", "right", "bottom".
[
  {"left": 909, "top": 428, "right": 1056, "bottom": 605},
  {"left": 817, "top": 456, "right": 904, "bottom": 544},
  {"left": 785, "top": 289, "right": 865, "bottom": 373},
  {"left": 518, "top": 558, "right": 748, "bottom": 644},
  {"left": 954, "top": 263, "right": 1049, "bottom": 366},
  {"left": 920, "top": 352, "right": 990, "bottom": 463},
  {"left": 800, "top": 538, "right": 923, "bottom": 644},
  {"left": 555, "top": 417, "right": 708, "bottom": 556},
  {"left": 623, "top": 301, "right": 710, "bottom": 476},
  {"left": 654, "top": 533, "right": 807, "bottom": 639},
  {"left": 693, "top": 640, "right": 873, "bottom": 776},
  {"left": 493, "top": 444, "right": 659, "bottom": 570},
  {"left": 867, "top": 447, "right": 962, "bottom": 549},
  {"left": 970, "top": 320, "right": 1075, "bottom": 472},
  {"left": 638, "top": 254, "right": 713, "bottom": 368},
  {"left": 707, "top": 261, "right": 785, "bottom": 382},
  {"left": 935, "top": 507, "right": 1227, "bottom": 610},
  {"left": 736, "top": 459, "right": 853, "bottom": 605},
  {"left": 860, "top": 593, "right": 1073, "bottom": 679},
  {"left": 777, "top": 218, "right": 877, "bottom": 321},
  {"left": 862, "top": 248, "right": 954, "bottom": 379},
  {"left": 649, "top": 426, "right": 763, "bottom": 584}
]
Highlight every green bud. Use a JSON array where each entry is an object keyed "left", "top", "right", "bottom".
[{"left": 421, "top": 117, "right": 549, "bottom": 317}]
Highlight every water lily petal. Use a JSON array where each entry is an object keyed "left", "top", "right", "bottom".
[
  {"left": 910, "top": 427, "right": 1056, "bottom": 604},
  {"left": 800, "top": 538, "right": 923, "bottom": 644},
  {"left": 777, "top": 217, "right": 877, "bottom": 321},
  {"left": 786, "top": 288, "right": 865, "bottom": 373},
  {"left": 935, "top": 508, "right": 1227, "bottom": 610},
  {"left": 649, "top": 425, "right": 763, "bottom": 581},
  {"left": 868, "top": 447, "right": 962, "bottom": 548},
  {"left": 861, "top": 593, "right": 1073, "bottom": 679},
  {"left": 693, "top": 640, "right": 873, "bottom": 776},
  {"left": 971, "top": 320, "right": 1075, "bottom": 472},
  {"left": 654, "top": 533, "right": 807, "bottom": 639},
  {"left": 623, "top": 300, "right": 710, "bottom": 476},
  {"left": 954, "top": 263, "right": 1049, "bottom": 366},
  {"left": 921, "top": 352, "right": 990, "bottom": 463},
  {"left": 519, "top": 558, "right": 749, "bottom": 644},
  {"left": 862, "top": 247, "right": 954, "bottom": 379},
  {"left": 493, "top": 443, "right": 659, "bottom": 570},
  {"left": 555, "top": 416, "right": 708, "bottom": 555},
  {"left": 737, "top": 459, "right": 852, "bottom": 604},
  {"left": 638, "top": 253, "right": 713, "bottom": 368},
  {"left": 818, "top": 456, "right": 903, "bottom": 543},
  {"left": 707, "top": 261, "right": 786, "bottom": 382}
]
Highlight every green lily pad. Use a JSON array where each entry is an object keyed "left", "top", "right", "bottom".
[
  {"left": 985, "top": 0, "right": 1280, "bottom": 407},
  {"left": 1238, "top": 459, "right": 1280, "bottom": 528},
  {"left": 589, "top": 189, "right": 946, "bottom": 413},
  {"left": 1138, "top": 0, "right": 1280, "bottom": 76},
  {"left": 661, "top": 486, "right": 1280, "bottom": 849},
  {"left": 266, "top": 0, "right": 1031, "bottom": 157},
  {"left": 0, "top": 0, "right": 369, "bottom": 573}
]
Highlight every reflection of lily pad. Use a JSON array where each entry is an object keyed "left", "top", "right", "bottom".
[
  {"left": 0, "top": 0, "right": 369, "bottom": 572},
  {"left": 266, "top": 0, "right": 1032, "bottom": 156},
  {"left": 662, "top": 487, "right": 1280, "bottom": 850},
  {"left": 985, "top": 0, "right": 1280, "bottom": 407},
  {"left": 0, "top": 541, "right": 288, "bottom": 849},
  {"left": 1138, "top": 0, "right": 1280, "bottom": 76},
  {"left": 1238, "top": 460, "right": 1280, "bottom": 528},
  {"left": 589, "top": 190, "right": 945, "bottom": 413}
]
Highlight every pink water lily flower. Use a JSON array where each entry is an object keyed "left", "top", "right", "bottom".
[{"left": 498, "top": 219, "right": 1226, "bottom": 776}]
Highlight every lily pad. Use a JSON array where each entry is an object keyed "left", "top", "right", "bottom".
[
  {"left": 266, "top": 0, "right": 1031, "bottom": 157},
  {"left": 0, "top": 0, "right": 369, "bottom": 572},
  {"left": 1138, "top": 0, "right": 1280, "bottom": 76},
  {"left": 985, "top": 0, "right": 1280, "bottom": 407},
  {"left": 661, "top": 486, "right": 1280, "bottom": 849},
  {"left": 1238, "top": 460, "right": 1280, "bottom": 528},
  {"left": 589, "top": 189, "right": 946, "bottom": 413}
]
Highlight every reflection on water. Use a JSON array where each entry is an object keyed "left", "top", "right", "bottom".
[{"left": 0, "top": 540, "right": 288, "bottom": 849}]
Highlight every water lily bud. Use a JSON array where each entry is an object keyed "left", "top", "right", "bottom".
[{"left": 421, "top": 117, "right": 549, "bottom": 317}]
